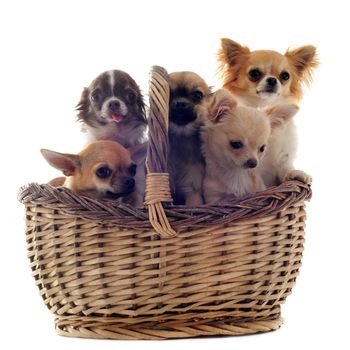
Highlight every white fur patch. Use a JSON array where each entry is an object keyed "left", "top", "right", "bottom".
[
  {"left": 259, "top": 121, "right": 297, "bottom": 186},
  {"left": 108, "top": 70, "right": 114, "bottom": 89}
]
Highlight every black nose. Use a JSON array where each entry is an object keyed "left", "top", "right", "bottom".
[
  {"left": 173, "top": 99, "right": 189, "bottom": 111},
  {"left": 122, "top": 176, "right": 135, "bottom": 189},
  {"left": 244, "top": 159, "right": 258, "bottom": 169},
  {"left": 108, "top": 100, "right": 120, "bottom": 112},
  {"left": 266, "top": 77, "right": 277, "bottom": 87}
]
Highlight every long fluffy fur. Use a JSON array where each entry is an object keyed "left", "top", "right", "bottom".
[
  {"left": 217, "top": 38, "right": 318, "bottom": 185},
  {"left": 76, "top": 70, "right": 147, "bottom": 148}
]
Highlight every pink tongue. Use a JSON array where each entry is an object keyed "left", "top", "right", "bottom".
[{"left": 112, "top": 114, "right": 122, "bottom": 123}]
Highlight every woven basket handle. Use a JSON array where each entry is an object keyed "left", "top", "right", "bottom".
[{"left": 144, "top": 66, "right": 176, "bottom": 238}]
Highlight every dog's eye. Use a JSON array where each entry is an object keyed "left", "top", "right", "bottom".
[
  {"left": 280, "top": 71, "right": 290, "bottom": 81},
  {"left": 91, "top": 91, "right": 101, "bottom": 103},
  {"left": 128, "top": 164, "right": 137, "bottom": 176},
  {"left": 259, "top": 144, "right": 266, "bottom": 153},
  {"left": 230, "top": 141, "right": 243, "bottom": 149},
  {"left": 126, "top": 91, "right": 136, "bottom": 104},
  {"left": 192, "top": 90, "right": 204, "bottom": 102},
  {"left": 96, "top": 166, "right": 112, "bottom": 179},
  {"left": 248, "top": 69, "right": 262, "bottom": 82}
]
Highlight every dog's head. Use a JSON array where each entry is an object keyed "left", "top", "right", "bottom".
[
  {"left": 218, "top": 38, "right": 318, "bottom": 107},
  {"left": 202, "top": 89, "right": 299, "bottom": 170},
  {"left": 168, "top": 71, "right": 211, "bottom": 136},
  {"left": 41, "top": 140, "right": 138, "bottom": 200},
  {"left": 76, "top": 70, "right": 146, "bottom": 128}
]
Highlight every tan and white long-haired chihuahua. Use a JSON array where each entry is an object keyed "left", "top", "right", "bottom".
[
  {"left": 168, "top": 71, "right": 211, "bottom": 206},
  {"left": 218, "top": 38, "right": 318, "bottom": 186},
  {"left": 201, "top": 89, "right": 298, "bottom": 204},
  {"left": 41, "top": 140, "right": 142, "bottom": 205}
]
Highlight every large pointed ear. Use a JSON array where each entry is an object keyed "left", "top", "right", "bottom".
[
  {"left": 219, "top": 38, "right": 250, "bottom": 66},
  {"left": 128, "top": 142, "right": 147, "bottom": 164},
  {"left": 208, "top": 89, "right": 237, "bottom": 123},
  {"left": 266, "top": 104, "right": 299, "bottom": 129},
  {"left": 285, "top": 45, "right": 319, "bottom": 85},
  {"left": 40, "top": 149, "right": 80, "bottom": 176}
]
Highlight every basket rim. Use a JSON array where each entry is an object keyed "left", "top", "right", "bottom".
[
  {"left": 18, "top": 180, "right": 311, "bottom": 232},
  {"left": 19, "top": 67, "right": 311, "bottom": 234}
]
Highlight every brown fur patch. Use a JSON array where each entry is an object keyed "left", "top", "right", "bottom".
[{"left": 217, "top": 38, "right": 319, "bottom": 104}]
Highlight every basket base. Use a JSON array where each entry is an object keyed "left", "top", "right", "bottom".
[{"left": 55, "top": 316, "right": 283, "bottom": 340}]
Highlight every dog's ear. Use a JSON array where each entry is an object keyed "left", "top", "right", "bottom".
[
  {"left": 41, "top": 149, "right": 80, "bottom": 176},
  {"left": 76, "top": 87, "right": 90, "bottom": 120},
  {"left": 266, "top": 104, "right": 299, "bottom": 129},
  {"left": 285, "top": 45, "right": 319, "bottom": 85},
  {"left": 217, "top": 39, "right": 250, "bottom": 87},
  {"left": 128, "top": 142, "right": 148, "bottom": 164},
  {"left": 208, "top": 89, "right": 237, "bottom": 123},
  {"left": 219, "top": 38, "right": 250, "bottom": 66}
]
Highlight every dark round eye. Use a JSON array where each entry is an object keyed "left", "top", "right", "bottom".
[
  {"left": 230, "top": 140, "right": 243, "bottom": 149},
  {"left": 259, "top": 144, "right": 266, "bottom": 153},
  {"left": 96, "top": 166, "right": 112, "bottom": 179},
  {"left": 91, "top": 90, "right": 101, "bottom": 103},
  {"left": 192, "top": 90, "right": 204, "bottom": 102},
  {"left": 128, "top": 164, "right": 137, "bottom": 176},
  {"left": 126, "top": 91, "right": 136, "bottom": 104},
  {"left": 280, "top": 71, "right": 290, "bottom": 81},
  {"left": 248, "top": 69, "right": 262, "bottom": 82}
]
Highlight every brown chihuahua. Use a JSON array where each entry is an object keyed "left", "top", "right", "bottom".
[
  {"left": 218, "top": 38, "right": 318, "bottom": 108},
  {"left": 41, "top": 140, "right": 139, "bottom": 204},
  {"left": 168, "top": 71, "right": 211, "bottom": 206}
]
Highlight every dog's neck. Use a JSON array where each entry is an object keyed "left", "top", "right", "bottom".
[
  {"left": 169, "top": 124, "right": 203, "bottom": 160},
  {"left": 206, "top": 158, "right": 258, "bottom": 197},
  {"left": 83, "top": 122, "right": 146, "bottom": 148}
]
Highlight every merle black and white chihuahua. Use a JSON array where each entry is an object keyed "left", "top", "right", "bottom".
[{"left": 76, "top": 69, "right": 147, "bottom": 148}]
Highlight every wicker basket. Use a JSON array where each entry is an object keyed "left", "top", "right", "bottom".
[{"left": 18, "top": 66, "right": 311, "bottom": 340}]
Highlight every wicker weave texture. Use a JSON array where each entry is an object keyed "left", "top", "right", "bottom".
[
  {"left": 18, "top": 66, "right": 311, "bottom": 339},
  {"left": 22, "top": 187, "right": 306, "bottom": 338},
  {"left": 55, "top": 315, "right": 283, "bottom": 340}
]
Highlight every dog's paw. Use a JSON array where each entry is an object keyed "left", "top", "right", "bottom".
[
  {"left": 283, "top": 169, "right": 312, "bottom": 185},
  {"left": 185, "top": 193, "right": 204, "bottom": 206}
]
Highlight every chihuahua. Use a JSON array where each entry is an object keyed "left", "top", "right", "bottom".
[
  {"left": 76, "top": 70, "right": 147, "bottom": 148},
  {"left": 41, "top": 140, "right": 141, "bottom": 205},
  {"left": 218, "top": 38, "right": 318, "bottom": 107},
  {"left": 168, "top": 71, "right": 211, "bottom": 206},
  {"left": 201, "top": 89, "right": 299, "bottom": 203},
  {"left": 218, "top": 38, "right": 318, "bottom": 185}
]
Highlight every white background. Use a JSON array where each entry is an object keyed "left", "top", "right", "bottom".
[{"left": 1, "top": 0, "right": 349, "bottom": 349}]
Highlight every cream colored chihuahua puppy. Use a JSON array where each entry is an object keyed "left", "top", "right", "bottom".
[
  {"left": 201, "top": 90, "right": 298, "bottom": 203},
  {"left": 41, "top": 140, "right": 142, "bottom": 205}
]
